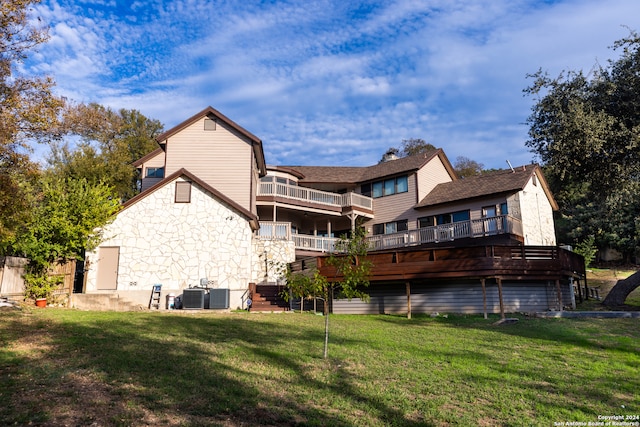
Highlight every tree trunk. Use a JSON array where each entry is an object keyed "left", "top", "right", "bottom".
[{"left": 602, "top": 270, "right": 640, "bottom": 308}]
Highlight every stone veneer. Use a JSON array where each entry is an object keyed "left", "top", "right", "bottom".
[{"left": 85, "top": 176, "right": 291, "bottom": 309}]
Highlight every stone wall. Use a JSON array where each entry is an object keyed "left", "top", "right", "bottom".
[
  {"left": 85, "top": 176, "right": 255, "bottom": 309},
  {"left": 251, "top": 239, "right": 296, "bottom": 285}
]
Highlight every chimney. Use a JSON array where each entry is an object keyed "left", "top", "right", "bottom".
[{"left": 381, "top": 149, "right": 399, "bottom": 162}]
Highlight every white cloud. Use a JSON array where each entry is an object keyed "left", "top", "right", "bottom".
[{"left": 25, "top": 0, "right": 640, "bottom": 170}]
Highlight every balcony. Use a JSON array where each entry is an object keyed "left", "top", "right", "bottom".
[
  {"left": 258, "top": 215, "right": 522, "bottom": 253},
  {"left": 258, "top": 221, "right": 338, "bottom": 253},
  {"left": 367, "top": 215, "right": 523, "bottom": 251},
  {"left": 257, "top": 182, "right": 373, "bottom": 214}
]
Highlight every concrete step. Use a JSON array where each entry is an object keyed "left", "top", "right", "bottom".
[{"left": 70, "top": 294, "right": 147, "bottom": 311}]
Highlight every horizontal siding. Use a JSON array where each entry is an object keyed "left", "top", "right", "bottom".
[
  {"left": 415, "top": 195, "right": 508, "bottom": 221},
  {"left": 164, "top": 118, "right": 254, "bottom": 211},
  {"left": 416, "top": 156, "right": 453, "bottom": 201},
  {"left": 140, "top": 177, "right": 163, "bottom": 192},
  {"left": 362, "top": 156, "right": 455, "bottom": 233},
  {"left": 333, "top": 280, "right": 572, "bottom": 314},
  {"left": 139, "top": 151, "right": 166, "bottom": 192},
  {"left": 363, "top": 177, "right": 418, "bottom": 231}
]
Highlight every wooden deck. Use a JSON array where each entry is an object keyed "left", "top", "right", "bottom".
[{"left": 312, "top": 245, "right": 586, "bottom": 282}]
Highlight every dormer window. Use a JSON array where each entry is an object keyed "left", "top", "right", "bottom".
[{"left": 146, "top": 167, "right": 164, "bottom": 178}]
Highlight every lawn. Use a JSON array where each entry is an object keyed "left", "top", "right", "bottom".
[{"left": 0, "top": 308, "right": 638, "bottom": 426}]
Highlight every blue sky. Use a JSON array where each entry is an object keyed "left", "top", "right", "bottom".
[{"left": 24, "top": 0, "right": 640, "bottom": 169}]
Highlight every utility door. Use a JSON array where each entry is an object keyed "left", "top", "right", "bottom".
[{"left": 96, "top": 247, "right": 119, "bottom": 290}]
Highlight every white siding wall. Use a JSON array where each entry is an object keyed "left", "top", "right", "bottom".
[
  {"left": 85, "top": 176, "right": 255, "bottom": 309},
  {"left": 164, "top": 118, "right": 254, "bottom": 211},
  {"left": 518, "top": 173, "right": 557, "bottom": 245}
]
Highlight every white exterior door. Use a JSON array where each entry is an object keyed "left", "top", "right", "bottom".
[{"left": 96, "top": 247, "right": 119, "bottom": 290}]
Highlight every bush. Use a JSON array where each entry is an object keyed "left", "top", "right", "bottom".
[
  {"left": 23, "top": 273, "right": 63, "bottom": 300},
  {"left": 574, "top": 235, "right": 597, "bottom": 268}
]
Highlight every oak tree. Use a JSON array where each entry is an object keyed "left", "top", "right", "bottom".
[{"left": 0, "top": 0, "right": 64, "bottom": 246}]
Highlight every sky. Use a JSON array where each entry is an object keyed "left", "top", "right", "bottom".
[{"left": 22, "top": 0, "right": 640, "bottom": 170}]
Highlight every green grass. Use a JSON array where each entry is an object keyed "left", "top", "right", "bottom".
[{"left": 1, "top": 309, "right": 638, "bottom": 426}]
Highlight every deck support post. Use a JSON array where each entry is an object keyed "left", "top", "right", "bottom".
[
  {"left": 497, "top": 277, "right": 505, "bottom": 320},
  {"left": 556, "top": 279, "right": 563, "bottom": 311},
  {"left": 481, "top": 278, "right": 487, "bottom": 319},
  {"left": 406, "top": 282, "right": 411, "bottom": 319},
  {"left": 576, "top": 277, "right": 583, "bottom": 303}
]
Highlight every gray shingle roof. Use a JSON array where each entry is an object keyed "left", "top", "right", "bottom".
[
  {"left": 416, "top": 164, "right": 540, "bottom": 208},
  {"left": 283, "top": 149, "right": 444, "bottom": 184}
]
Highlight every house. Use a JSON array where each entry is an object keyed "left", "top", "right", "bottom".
[{"left": 78, "top": 106, "right": 584, "bottom": 313}]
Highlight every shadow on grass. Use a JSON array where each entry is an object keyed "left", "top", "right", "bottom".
[
  {"left": 369, "top": 312, "right": 639, "bottom": 420},
  {"left": 0, "top": 310, "right": 431, "bottom": 426}
]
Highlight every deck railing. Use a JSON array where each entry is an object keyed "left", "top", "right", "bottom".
[
  {"left": 368, "top": 215, "right": 523, "bottom": 251},
  {"left": 292, "top": 235, "right": 338, "bottom": 253},
  {"left": 258, "top": 215, "right": 522, "bottom": 252},
  {"left": 257, "top": 221, "right": 292, "bottom": 240},
  {"left": 258, "top": 182, "right": 373, "bottom": 211}
]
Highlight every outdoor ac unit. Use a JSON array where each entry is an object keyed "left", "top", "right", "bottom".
[
  {"left": 182, "top": 288, "right": 205, "bottom": 309},
  {"left": 209, "top": 288, "right": 229, "bottom": 309}
]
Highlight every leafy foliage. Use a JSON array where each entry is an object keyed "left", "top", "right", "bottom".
[
  {"left": 10, "top": 175, "right": 119, "bottom": 299},
  {"left": 525, "top": 31, "right": 640, "bottom": 261},
  {"left": 574, "top": 235, "right": 597, "bottom": 268},
  {"left": 23, "top": 273, "right": 63, "bottom": 300},
  {"left": 48, "top": 102, "right": 164, "bottom": 201},
  {"left": 453, "top": 156, "right": 484, "bottom": 178},
  {"left": 0, "top": 0, "right": 64, "bottom": 246},
  {"left": 281, "top": 227, "right": 372, "bottom": 358},
  {"left": 327, "top": 227, "right": 373, "bottom": 301},
  {"left": 398, "top": 138, "right": 436, "bottom": 157},
  {"left": 13, "top": 175, "right": 120, "bottom": 268}
]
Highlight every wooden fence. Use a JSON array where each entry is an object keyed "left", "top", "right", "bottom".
[{"left": 0, "top": 257, "right": 76, "bottom": 299}]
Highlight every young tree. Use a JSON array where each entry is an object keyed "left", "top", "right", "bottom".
[
  {"left": 0, "top": 0, "right": 64, "bottom": 247},
  {"left": 282, "top": 228, "right": 372, "bottom": 358}
]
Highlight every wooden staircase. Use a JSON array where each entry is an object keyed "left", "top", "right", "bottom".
[{"left": 250, "top": 283, "right": 289, "bottom": 312}]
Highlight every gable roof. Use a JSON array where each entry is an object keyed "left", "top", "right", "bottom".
[
  {"left": 121, "top": 168, "right": 260, "bottom": 230},
  {"left": 416, "top": 164, "right": 558, "bottom": 210},
  {"left": 155, "top": 106, "right": 267, "bottom": 176},
  {"left": 281, "top": 149, "right": 456, "bottom": 184},
  {"left": 132, "top": 147, "right": 164, "bottom": 168}
]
